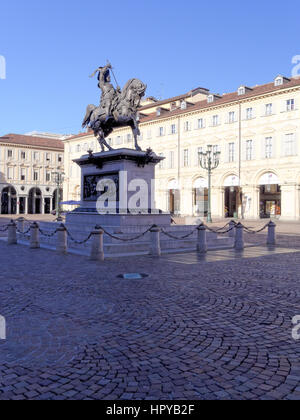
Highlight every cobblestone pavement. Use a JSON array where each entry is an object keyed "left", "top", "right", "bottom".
[{"left": 0, "top": 233, "right": 300, "bottom": 400}]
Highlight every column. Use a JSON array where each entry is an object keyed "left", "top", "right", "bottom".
[
  {"left": 296, "top": 185, "right": 300, "bottom": 221},
  {"left": 16, "top": 196, "right": 20, "bottom": 215},
  {"left": 211, "top": 186, "right": 222, "bottom": 218},
  {"left": 252, "top": 186, "right": 261, "bottom": 220},
  {"left": 8, "top": 190, "right": 11, "bottom": 214},
  {"left": 25, "top": 196, "right": 28, "bottom": 215},
  {"left": 281, "top": 184, "right": 298, "bottom": 221},
  {"left": 32, "top": 191, "right": 36, "bottom": 214}
]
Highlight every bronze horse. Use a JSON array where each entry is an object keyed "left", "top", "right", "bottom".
[{"left": 82, "top": 78, "right": 147, "bottom": 152}]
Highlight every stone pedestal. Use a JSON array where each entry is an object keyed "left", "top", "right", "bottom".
[{"left": 66, "top": 148, "right": 171, "bottom": 229}]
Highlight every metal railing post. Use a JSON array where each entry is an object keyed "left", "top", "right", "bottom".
[
  {"left": 267, "top": 221, "right": 276, "bottom": 246},
  {"left": 17, "top": 217, "right": 25, "bottom": 234},
  {"left": 90, "top": 226, "right": 104, "bottom": 261},
  {"left": 7, "top": 220, "right": 17, "bottom": 245},
  {"left": 30, "top": 222, "right": 40, "bottom": 249},
  {"left": 234, "top": 222, "right": 244, "bottom": 251},
  {"left": 197, "top": 224, "right": 207, "bottom": 254},
  {"left": 150, "top": 225, "right": 161, "bottom": 257},
  {"left": 56, "top": 224, "right": 67, "bottom": 254}
]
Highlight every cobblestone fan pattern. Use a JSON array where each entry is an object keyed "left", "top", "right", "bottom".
[{"left": 0, "top": 234, "right": 300, "bottom": 400}]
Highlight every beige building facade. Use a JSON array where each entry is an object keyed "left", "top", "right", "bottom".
[
  {"left": 0, "top": 134, "right": 64, "bottom": 215},
  {"left": 63, "top": 75, "right": 300, "bottom": 221}
]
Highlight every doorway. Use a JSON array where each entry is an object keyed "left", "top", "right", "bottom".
[
  {"left": 168, "top": 189, "right": 180, "bottom": 215},
  {"left": 259, "top": 184, "right": 281, "bottom": 218},
  {"left": 225, "top": 187, "right": 240, "bottom": 218}
]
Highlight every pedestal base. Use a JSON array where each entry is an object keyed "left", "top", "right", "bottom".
[{"left": 66, "top": 211, "right": 171, "bottom": 229}]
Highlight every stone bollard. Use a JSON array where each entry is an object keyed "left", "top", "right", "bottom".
[
  {"left": 150, "top": 225, "right": 161, "bottom": 257},
  {"left": 30, "top": 222, "right": 40, "bottom": 249},
  {"left": 7, "top": 220, "right": 17, "bottom": 245},
  {"left": 234, "top": 222, "right": 244, "bottom": 251},
  {"left": 267, "top": 221, "right": 276, "bottom": 246},
  {"left": 90, "top": 226, "right": 104, "bottom": 261},
  {"left": 229, "top": 220, "right": 236, "bottom": 238},
  {"left": 17, "top": 217, "right": 25, "bottom": 234},
  {"left": 56, "top": 224, "right": 67, "bottom": 254},
  {"left": 197, "top": 224, "right": 207, "bottom": 254}
]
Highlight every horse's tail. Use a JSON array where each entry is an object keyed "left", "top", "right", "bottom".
[{"left": 82, "top": 104, "right": 96, "bottom": 128}]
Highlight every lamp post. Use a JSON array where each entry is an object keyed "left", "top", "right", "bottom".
[
  {"left": 52, "top": 171, "right": 65, "bottom": 222},
  {"left": 198, "top": 145, "right": 221, "bottom": 223}
]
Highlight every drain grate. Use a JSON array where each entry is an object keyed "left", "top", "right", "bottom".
[{"left": 118, "top": 273, "right": 148, "bottom": 280}]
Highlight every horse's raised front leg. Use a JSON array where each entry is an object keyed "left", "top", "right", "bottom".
[{"left": 131, "top": 118, "right": 142, "bottom": 151}]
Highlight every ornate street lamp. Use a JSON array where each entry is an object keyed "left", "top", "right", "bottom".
[
  {"left": 52, "top": 171, "right": 65, "bottom": 221},
  {"left": 198, "top": 145, "right": 221, "bottom": 223}
]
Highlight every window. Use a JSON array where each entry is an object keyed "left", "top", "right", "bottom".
[
  {"left": 147, "top": 129, "right": 152, "bottom": 139},
  {"left": 169, "top": 151, "right": 175, "bottom": 169},
  {"left": 287, "top": 99, "right": 295, "bottom": 111},
  {"left": 207, "top": 95, "right": 214, "bottom": 103},
  {"left": 265, "top": 137, "right": 273, "bottom": 159},
  {"left": 46, "top": 172, "right": 51, "bottom": 182},
  {"left": 238, "top": 87, "right": 245, "bottom": 96},
  {"left": 246, "top": 140, "right": 253, "bottom": 160},
  {"left": 158, "top": 153, "right": 165, "bottom": 169},
  {"left": 126, "top": 134, "right": 132, "bottom": 143},
  {"left": 171, "top": 124, "right": 177, "bottom": 134},
  {"left": 21, "top": 151, "right": 26, "bottom": 159},
  {"left": 21, "top": 168, "right": 26, "bottom": 181},
  {"left": 7, "top": 167, "right": 13, "bottom": 180},
  {"left": 228, "top": 111, "right": 235, "bottom": 123},
  {"left": 229, "top": 143, "right": 235, "bottom": 162},
  {"left": 107, "top": 138, "right": 112, "bottom": 146},
  {"left": 159, "top": 127, "right": 165, "bottom": 137},
  {"left": 184, "top": 121, "right": 191, "bottom": 131},
  {"left": 284, "top": 133, "right": 296, "bottom": 156},
  {"left": 7, "top": 150, "right": 13, "bottom": 158},
  {"left": 46, "top": 152, "right": 51, "bottom": 162},
  {"left": 181, "top": 101, "right": 187, "bottom": 110},
  {"left": 58, "top": 154, "right": 63, "bottom": 163},
  {"left": 275, "top": 77, "right": 283, "bottom": 86},
  {"left": 183, "top": 149, "right": 189, "bottom": 167},
  {"left": 33, "top": 151, "right": 39, "bottom": 161},
  {"left": 246, "top": 108, "right": 253, "bottom": 120},
  {"left": 116, "top": 136, "right": 122, "bottom": 145},
  {"left": 265, "top": 103, "right": 273, "bottom": 116},
  {"left": 33, "top": 171, "right": 39, "bottom": 181},
  {"left": 197, "top": 118, "right": 204, "bottom": 129},
  {"left": 170, "top": 102, "right": 177, "bottom": 111},
  {"left": 76, "top": 145, "right": 81, "bottom": 152},
  {"left": 213, "top": 145, "right": 219, "bottom": 155},
  {"left": 212, "top": 115, "right": 219, "bottom": 126},
  {"left": 197, "top": 147, "right": 203, "bottom": 166}
]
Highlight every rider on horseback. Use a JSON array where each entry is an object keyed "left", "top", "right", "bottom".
[
  {"left": 82, "top": 62, "right": 147, "bottom": 152},
  {"left": 91, "top": 62, "right": 121, "bottom": 122}
]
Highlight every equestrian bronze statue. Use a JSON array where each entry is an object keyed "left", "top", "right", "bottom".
[{"left": 82, "top": 62, "right": 147, "bottom": 152}]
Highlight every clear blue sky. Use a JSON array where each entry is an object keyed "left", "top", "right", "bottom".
[{"left": 0, "top": 0, "right": 299, "bottom": 136}]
